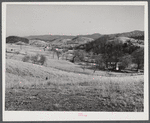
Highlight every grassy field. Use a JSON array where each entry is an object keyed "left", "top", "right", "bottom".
[{"left": 5, "top": 44, "right": 144, "bottom": 111}]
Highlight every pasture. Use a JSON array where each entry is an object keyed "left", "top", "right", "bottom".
[{"left": 5, "top": 44, "right": 144, "bottom": 111}]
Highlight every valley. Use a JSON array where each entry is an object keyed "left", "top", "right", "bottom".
[{"left": 5, "top": 30, "right": 144, "bottom": 111}]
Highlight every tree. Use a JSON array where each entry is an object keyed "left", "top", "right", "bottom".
[
  {"left": 51, "top": 47, "right": 61, "bottom": 60},
  {"left": 38, "top": 54, "right": 47, "bottom": 65},
  {"left": 71, "top": 50, "right": 86, "bottom": 63},
  {"left": 132, "top": 48, "right": 144, "bottom": 71},
  {"left": 93, "top": 54, "right": 105, "bottom": 73},
  {"left": 120, "top": 54, "right": 133, "bottom": 70},
  {"left": 111, "top": 43, "right": 124, "bottom": 65},
  {"left": 56, "top": 51, "right": 60, "bottom": 60},
  {"left": 100, "top": 42, "right": 124, "bottom": 70},
  {"left": 30, "top": 54, "right": 47, "bottom": 65}
]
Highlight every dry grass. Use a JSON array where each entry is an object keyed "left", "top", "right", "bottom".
[
  {"left": 5, "top": 58, "right": 144, "bottom": 111},
  {"left": 6, "top": 44, "right": 143, "bottom": 76}
]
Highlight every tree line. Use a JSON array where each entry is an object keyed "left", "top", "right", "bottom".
[
  {"left": 46, "top": 35, "right": 144, "bottom": 72},
  {"left": 72, "top": 35, "right": 144, "bottom": 72}
]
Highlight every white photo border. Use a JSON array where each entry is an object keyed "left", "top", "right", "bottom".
[{"left": 2, "top": 1, "right": 149, "bottom": 121}]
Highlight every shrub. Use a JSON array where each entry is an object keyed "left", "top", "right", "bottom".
[
  {"left": 120, "top": 55, "right": 133, "bottom": 70},
  {"left": 30, "top": 54, "right": 47, "bottom": 65},
  {"left": 98, "top": 63, "right": 106, "bottom": 70},
  {"left": 38, "top": 54, "right": 47, "bottom": 65},
  {"left": 22, "top": 53, "right": 47, "bottom": 65},
  {"left": 30, "top": 54, "right": 39, "bottom": 64},
  {"left": 22, "top": 55, "right": 30, "bottom": 62},
  {"left": 30, "top": 56, "right": 35, "bottom": 63}
]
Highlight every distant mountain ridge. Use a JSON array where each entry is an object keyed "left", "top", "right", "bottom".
[
  {"left": 25, "top": 35, "right": 75, "bottom": 42},
  {"left": 25, "top": 33, "right": 102, "bottom": 41},
  {"left": 7, "top": 30, "right": 144, "bottom": 49},
  {"left": 77, "top": 33, "right": 102, "bottom": 40},
  {"left": 25, "top": 30, "right": 144, "bottom": 41},
  {"left": 108, "top": 30, "right": 144, "bottom": 40}
]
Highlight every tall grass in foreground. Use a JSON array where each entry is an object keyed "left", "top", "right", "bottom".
[
  {"left": 5, "top": 75, "right": 144, "bottom": 111},
  {"left": 6, "top": 73, "right": 144, "bottom": 111},
  {"left": 5, "top": 59, "right": 144, "bottom": 111}
]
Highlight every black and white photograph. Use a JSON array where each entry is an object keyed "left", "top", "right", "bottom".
[{"left": 2, "top": 2, "right": 148, "bottom": 121}]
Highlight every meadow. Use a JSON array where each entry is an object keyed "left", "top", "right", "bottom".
[{"left": 5, "top": 44, "right": 144, "bottom": 111}]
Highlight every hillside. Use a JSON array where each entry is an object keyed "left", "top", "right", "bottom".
[
  {"left": 77, "top": 33, "right": 102, "bottom": 40},
  {"left": 7, "top": 30, "right": 144, "bottom": 50},
  {"left": 109, "top": 30, "right": 144, "bottom": 40},
  {"left": 31, "top": 36, "right": 95, "bottom": 49},
  {"left": 25, "top": 33, "right": 101, "bottom": 49},
  {"left": 25, "top": 33, "right": 102, "bottom": 41},
  {"left": 6, "top": 36, "right": 29, "bottom": 44},
  {"left": 29, "top": 40, "right": 50, "bottom": 47},
  {"left": 6, "top": 55, "right": 144, "bottom": 111},
  {"left": 120, "top": 30, "right": 144, "bottom": 38},
  {"left": 84, "top": 31, "right": 144, "bottom": 52},
  {"left": 25, "top": 35, "right": 76, "bottom": 42},
  {"left": 25, "top": 30, "right": 143, "bottom": 42}
]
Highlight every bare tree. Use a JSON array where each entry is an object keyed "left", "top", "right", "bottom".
[{"left": 51, "top": 47, "right": 62, "bottom": 60}]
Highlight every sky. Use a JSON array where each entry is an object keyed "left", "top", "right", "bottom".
[{"left": 6, "top": 4, "right": 144, "bottom": 37}]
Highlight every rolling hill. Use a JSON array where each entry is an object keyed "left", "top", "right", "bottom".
[
  {"left": 5, "top": 48, "right": 144, "bottom": 111},
  {"left": 77, "top": 33, "right": 102, "bottom": 40},
  {"left": 7, "top": 30, "right": 144, "bottom": 50},
  {"left": 25, "top": 35, "right": 76, "bottom": 42},
  {"left": 109, "top": 30, "right": 144, "bottom": 40},
  {"left": 25, "top": 33, "right": 102, "bottom": 42},
  {"left": 6, "top": 36, "right": 29, "bottom": 44},
  {"left": 29, "top": 40, "right": 50, "bottom": 47}
]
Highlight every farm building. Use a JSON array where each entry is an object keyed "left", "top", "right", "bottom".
[{"left": 107, "top": 61, "right": 122, "bottom": 71}]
